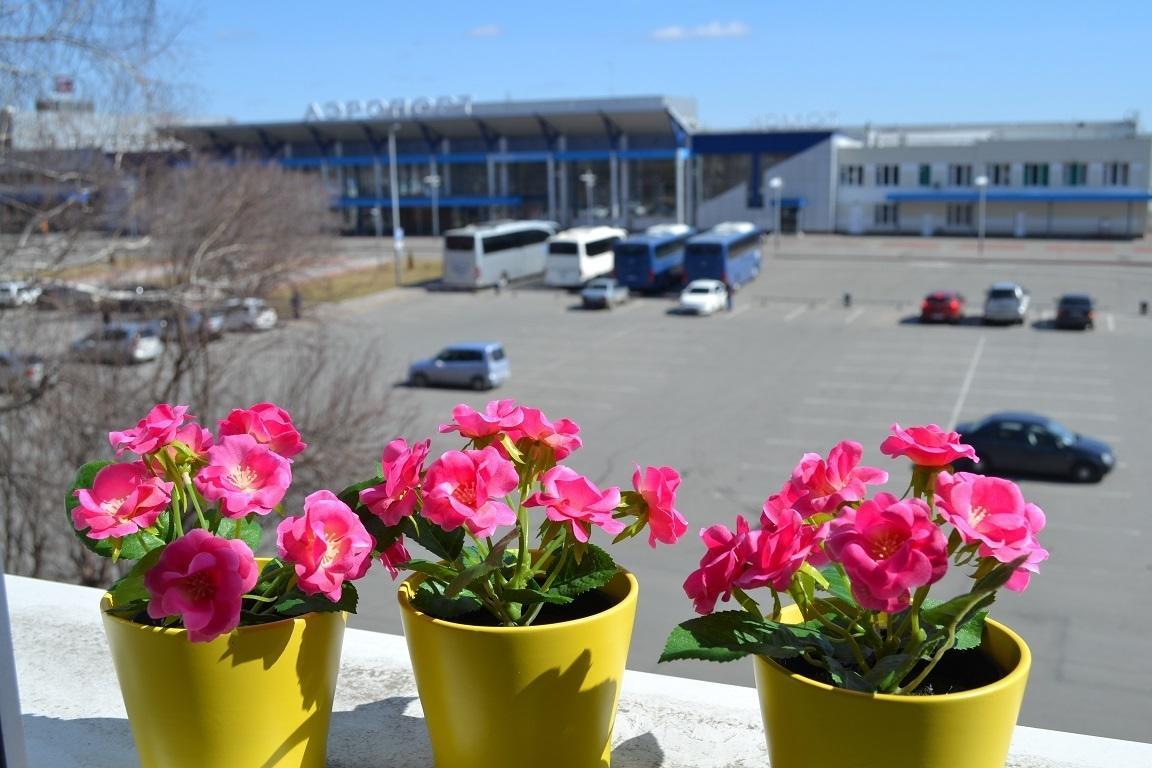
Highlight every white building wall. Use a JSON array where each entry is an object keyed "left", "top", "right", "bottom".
[
  {"left": 834, "top": 136, "right": 1152, "bottom": 238},
  {"left": 696, "top": 138, "right": 837, "bottom": 232}
]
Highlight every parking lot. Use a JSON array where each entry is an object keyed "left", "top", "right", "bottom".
[{"left": 316, "top": 250, "right": 1152, "bottom": 742}]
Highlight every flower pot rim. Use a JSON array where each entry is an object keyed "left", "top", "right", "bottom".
[
  {"left": 757, "top": 609, "right": 1032, "bottom": 703},
  {"left": 397, "top": 567, "right": 638, "bottom": 635}
]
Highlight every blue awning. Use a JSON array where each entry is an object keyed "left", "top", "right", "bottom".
[
  {"left": 887, "top": 190, "right": 1152, "bottom": 203},
  {"left": 337, "top": 195, "right": 522, "bottom": 209}
]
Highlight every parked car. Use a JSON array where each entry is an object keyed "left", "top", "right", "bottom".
[
  {"left": 1054, "top": 293, "right": 1094, "bottom": 330},
  {"left": 219, "top": 298, "right": 278, "bottom": 332},
  {"left": 0, "top": 351, "right": 49, "bottom": 393},
  {"left": 679, "top": 279, "right": 728, "bottom": 315},
  {"left": 152, "top": 310, "right": 225, "bottom": 342},
  {"left": 954, "top": 411, "right": 1115, "bottom": 483},
  {"left": 36, "top": 281, "right": 103, "bottom": 311},
  {"left": 920, "top": 290, "right": 965, "bottom": 323},
  {"left": 982, "top": 282, "right": 1030, "bottom": 325},
  {"left": 70, "top": 323, "right": 164, "bottom": 364},
  {"left": 0, "top": 280, "right": 42, "bottom": 308},
  {"left": 408, "top": 342, "right": 510, "bottom": 390},
  {"left": 581, "top": 278, "right": 630, "bottom": 309},
  {"left": 107, "top": 283, "right": 173, "bottom": 314}
]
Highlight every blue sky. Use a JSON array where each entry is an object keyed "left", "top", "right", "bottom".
[{"left": 170, "top": 1, "right": 1151, "bottom": 129}]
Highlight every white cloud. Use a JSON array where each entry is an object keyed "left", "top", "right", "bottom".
[
  {"left": 650, "top": 21, "right": 750, "bottom": 41},
  {"left": 468, "top": 24, "right": 503, "bottom": 38}
]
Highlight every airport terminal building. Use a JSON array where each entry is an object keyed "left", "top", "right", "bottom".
[{"left": 9, "top": 95, "right": 1152, "bottom": 239}]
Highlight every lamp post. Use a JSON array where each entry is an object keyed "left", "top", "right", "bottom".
[
  {"left": 974, "top": 174, "right": 988, "bottom": 255},
  {"left": 768, "top": 176, "right": 783, "bottom": 253},
  {"left": 424, "top": 173, "right": 442, "bottom": 236},
  {"left": 579, "top": 170, "right": 596, "bottom": 226},
  {"left": 388, "top": 123, "right": 402, "bottom": 285}
]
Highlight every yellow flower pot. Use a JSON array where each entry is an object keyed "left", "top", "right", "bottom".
[
  {"left": 398, "top": 569, "right": 638, "bottom": 768},
  {"left": 101, "top": 591, "right": 346, "bottom": 768},
  {"left": 754, "top": 604, "right": 1031, "bottom": 768}
]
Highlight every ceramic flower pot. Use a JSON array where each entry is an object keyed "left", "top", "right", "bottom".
[
  {"left": 101, "top": 592, "right": 346, "bottom": 768},
  {"left": 753, "top": 604, "right": 1031, "bottom": 768},
  {"left": 398, "top": 569, "right": 638, "bottom": 768}
]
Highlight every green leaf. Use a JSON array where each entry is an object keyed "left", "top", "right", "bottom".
[
  {"left": 659, "top": 611, "right": 834, "bottom": 664},
  {"left": 952, "top": 610, "right": 989, "bottom": 651},
  {"left": 404, "top": 559, "right": 459, "bottom": 584},
  {"left": 107, "top": 547, "right": 165, "bottom": 606},
  {"left": 501, "top": 588, "right": 574, "bottom": 606},
  {"left": 444, "top": 528, "right": 518, "bottom": 598},
  {"left": 818, "top": 564, "right": 857, "bottom": 607},
  {"left": 402, "top": 515, "right": 465, "bottom": 562},
  {"left": 216, "top": 516, "right": 262, "bottom": 551},
  {"left": 410, "top": 580, "right": 483, "bottom": 618},
  {"left": 336, "top": 478, "right": 378, "bottom": 511},
  {"left": 921, "top": 591, "right": 996, "bottom": 632},
  {"left": 864, "top": 654, "right": 913, "bottom": 690},
  {"left": 549, "top": 543, "right": 618, "bottom": 598},
  {"left": 972, "top": 555, "right": 1030, "bottom": 593},
  {"left": 272, "top": 582, "right": 358, "bottom": 617}
]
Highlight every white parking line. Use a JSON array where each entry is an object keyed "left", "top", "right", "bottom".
[
  {"left": 1106, "top": 313, "right": 1116, "bottom": 332},
  {"left": 844, "top": 308, "right": 865, "bottom": 325},
  {"left": 783, "top": 306, "right": 808, "bottom": 323},
  {"left": 948, "top": 335, "right": 985, "bottom": 429}
]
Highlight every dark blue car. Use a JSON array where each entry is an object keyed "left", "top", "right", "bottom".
[{"left": 954, "top": 411, "right": 1115, "bottom": 483}]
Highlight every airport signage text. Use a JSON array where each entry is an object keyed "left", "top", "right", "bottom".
[{"left": 304, "top": 96, "right": 474, "bottom": 122}]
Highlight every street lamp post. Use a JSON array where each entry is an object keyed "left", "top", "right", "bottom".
[
  {"left": 579, "top": 170, "right": 596, "bottom": 226},
  {"left": 768, "top": 177, "right": 783, "bottom": 253},
  {"left": 388, "top": 123, "right": 402, "bottom": 286},
  {"left": 424, "top": 173, "right": 442, "bottom": 236},
  {"left": 975, "top": 174, "right": 989, "bottom": 255}
]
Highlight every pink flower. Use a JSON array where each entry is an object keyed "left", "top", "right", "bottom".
[
  {"left": 72, "top": 462, "right": 173, "bottom": 540},
  {"left": 146, "top": 422, "right": 214, "bottom": 477},
  {"left": 525, "top": 466, "right": 622, "bottom": 543},
  {"left": 438, "top": 400, "right": 524, "bottom": 440},
  {"left": 762, "top": 481, "right": 830, "bottom": 566},
  {"left": 144, "top": 529, "right": 259, "bottom": 643},
  {"left": 277, "top": 490, "right": 375, "bottom": 602},
  {"left": 218, "top": 402, "right": 307, "bottom": 459},
  {"left": 683, "top": 517, "right": 756, "bottom": 614},
  {"left": 745, "top": 507, "right": 828, "bottom": 591},
  {"left": 359, "top": 438, "right": 430, "bottom": 526},
  {"left": 194, "top": 435, "right": 292, "bottom": 518},
  {"left": 934, "top": 472, "right": 1049, "bottom": 592},
  {"left": 633, "top": 465, "right": 686, "bottom": 547},
  {"left": 788, "top": 441, "right": 888, "bottom": 516},
  {"left": 108, "top": 404, "right": 190, "bottom": 456},
  {"left": 379, "top": 536, "right": 412, "bottom": 579},
  {"left": 825, "top": 493, "right": 948, "bottom": 612},
  {"left": 880, "top": 423, "right": 977, "bottom": 468},
  {"left": 421, "top": 447, "right": 519, "bottom": 537},
  {"left": 505, "top": 407, "right": 582, "bottom": 461}
]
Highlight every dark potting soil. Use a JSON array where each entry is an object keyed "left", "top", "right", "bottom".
[
  {"left": 448, "top": 589, "right": 622, "bottom": 627},
  {"left": 778, "top": 647, "right": 1005, "bottom": 695}
]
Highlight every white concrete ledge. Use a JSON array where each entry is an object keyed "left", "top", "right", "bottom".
[{"left": 6, "top": 573, "right": 1151, "bottom": 768}]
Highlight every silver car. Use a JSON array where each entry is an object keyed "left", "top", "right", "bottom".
[
  {"left": 0, "top": 351, "right": 49, "bottom": 393},
  {"left": 581, "top": 278, "right": 630, "bottom": 309},
  {"left": 71, "top": 323, "right": 164, "bottom": 364},
  {"left": 408, "top": 342, "right": 510, "bottom": 390},
  {"left": 983, "top": 282, "right": 1030, "bottom": 325}
]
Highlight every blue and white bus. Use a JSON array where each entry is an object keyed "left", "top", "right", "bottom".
[
  {"left": 682, "top": 222, "right": 763, "bottom": 289},
  {"left": 612, "top": 224, "right": 695, "bottom": 293}
]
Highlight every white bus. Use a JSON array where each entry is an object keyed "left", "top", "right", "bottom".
[
  {"left": 543, "top": 226, "right": 628, "bottom": 287},
  {"left": 441, "top": 220, "right": 558, "bottom": 289}
]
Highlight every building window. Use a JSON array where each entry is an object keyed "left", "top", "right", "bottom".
[
  {"left": 948, "top": 164, "right": 973, "bottom": 186},
  {"left": 946, "top": 203, "right": 974, "bottom": 227},
  {"left": 1023, "top": 163, "right": 1050, "bottom": 186},
  {"left": 1064, "top": 163, "right": 1087, "bottom": 186},
  {"left": 840, "top": 165, "right": 864, "bottom": 186},
  {"left": 875, "top": 164, "right": 901, "bottom": 186},
  {"left": 874, "top": 203, "right": 899, "bottom": 226},
  {"left": 1104, "top": 162, "right": 1130, "bottom": 186},
  {"left": 989, "top": 163, "right": 1011, "bottom": 186},
  {"left": 919, "top": 164, "right": 932, "bottom": 186}
]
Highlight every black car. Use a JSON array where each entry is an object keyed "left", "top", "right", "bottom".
[
  {"left": 954, "top": 412, "right": 1114, "bottom": 483},
  {"left": 1055, "top": 293, "right": 1094, "bottom": 330}
]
